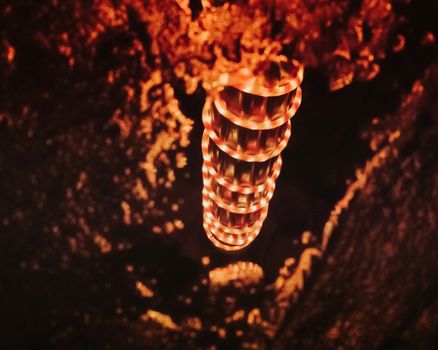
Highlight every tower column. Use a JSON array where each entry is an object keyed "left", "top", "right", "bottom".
[{"left": 202, "top": 60, "right": 304, "bottom": 251}]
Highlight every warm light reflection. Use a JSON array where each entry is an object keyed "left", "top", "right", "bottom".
[
  {"left": 209, "top": 261, "right": 264, "bottom": 288},
  {"left": 202, "top": 59, "right": 303, "bottom": 250},
  {"left": 1, "top": 0, "right": 429, "bottom": 347}
]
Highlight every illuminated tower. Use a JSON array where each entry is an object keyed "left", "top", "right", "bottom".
[{"left": 202, "top": 59, "right": 303, "bottom": 251}]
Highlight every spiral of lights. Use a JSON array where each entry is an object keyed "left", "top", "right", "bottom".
[{"left": 202, "top": 60, "right": 304, "bottom": 251}]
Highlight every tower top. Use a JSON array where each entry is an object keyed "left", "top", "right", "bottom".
[{"left": 230, "top": 59, "right": 304, "bottom": 97}]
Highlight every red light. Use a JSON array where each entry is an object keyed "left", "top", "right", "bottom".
[{"left": 202, "top": 59, "right": 304, "bottom": 251}]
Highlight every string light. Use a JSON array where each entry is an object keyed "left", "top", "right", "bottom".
[{"left": 202, "top": 59, "right": 304, "bottom": 251}]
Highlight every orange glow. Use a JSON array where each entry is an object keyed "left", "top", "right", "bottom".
[
  {"left": 141, "top": 310, "right": 180, "bottom": 331},
  {"left": 6, "top": 42, "right": 15, "bottom": 63},
  {"left": 136, "top": 281, "right": 154, "bottom": 298},
  {"left": 202, "top": 60, "right": 303, "bottom": 250},
  {"left": 209, "top": 261, "right": 264, "bottom": 287}
]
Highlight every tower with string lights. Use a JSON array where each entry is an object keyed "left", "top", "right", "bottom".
[{"left": 202, "top": 59, "right": 304, "bottom": 251}]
